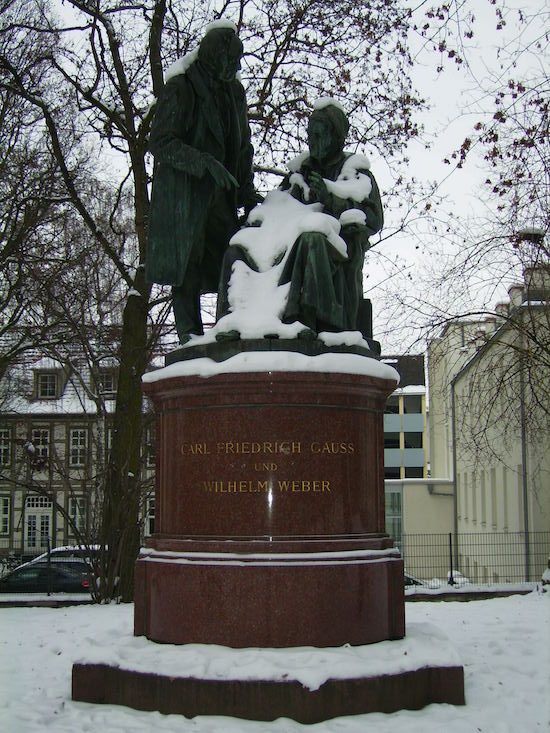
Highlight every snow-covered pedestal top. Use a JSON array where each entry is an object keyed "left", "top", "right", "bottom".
[{"left": 143, "top": 348, "right": 400, "bottom": 382}]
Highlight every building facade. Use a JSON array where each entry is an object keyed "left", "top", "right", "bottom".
[
  {"left": 428, "top": 266, "right": 550, "bottom": 582},
  {"left": 382, "top": 355, "right": 428, "bottom": 481},
  {"left": 381, "top": 354, "right": 450, "bottom": 555},
  {"left": 0, "top": 351, "right": 156, "bottom": 564}
]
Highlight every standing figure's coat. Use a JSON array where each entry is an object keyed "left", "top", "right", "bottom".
[{"left": 146, "top": 26, "right": 257, "bottom": 341}]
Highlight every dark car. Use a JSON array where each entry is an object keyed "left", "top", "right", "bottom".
[
  {"left": 0, "top": 559, "right": 92, "bottom": 594},
  {"left": 26, "top": 544, "right": 102, "bottom": 567}
]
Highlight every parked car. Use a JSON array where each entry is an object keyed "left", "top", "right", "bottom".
[
  {"left": 0, "top": 559, "right": 93, "bottom": 594},
  {"left": 27, "top": 544, "right": 102, "bottom": 566}
]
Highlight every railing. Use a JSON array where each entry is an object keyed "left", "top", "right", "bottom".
[
  {"left": 400, "top": 531, "right": 550, "bottom": 588},
  {"left": 0, "top": 536, "right": 45, "bottom": 577},
  {"left": 3, "top": 531, "right": 550, "bottom": 587}
]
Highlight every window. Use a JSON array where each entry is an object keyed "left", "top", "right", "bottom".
[
  {"left": 145, "top": 424, "right": 156, "bottom": 467},
  {"left": 0, "top": 497, "right": 10, "bottom": 534},
  {"left": 26, "top": 496, "right": 53, "bottom": 509},
  {"left": 26, "top": 515, "right": 37, "bottom": 549},
  {"left": 0, "top": 428, "right": 11, "bottom": 466},
  {"left": 106, "top": 426, "right": 113, "bottom": 459},
  {"left": 37, "top": 372, "right": 58, "bottom": 398},
  {"left": 502, "top": 465, "right": 508, "bottom": 530},
  {"left": 385, "top": 491, "right": 402, "bottom": 546},
  {"left": 98, "top": 369, "right": 117, "bottom": 396},
  {"left": 491, "top": 468, "right": 498, "bottom": 529},
  {"left": 40, "top": 515, "right": 49, "bottom": 548},
  {"left": 25, "top": 496, "right": 52, "bottom": 551},
  {"left": 31, "top": 429, "right": 49, "bottom": 460},
  {"left": 471, "top": 471, "right": 477, "bottom": 523},
  {"left": 480, "top": 470, "right": 486, "bottom": 525},
  {"left": 385, "top": 395, "right": 400, "bottom": 414},
  {"left": 404, "top": 466, "right": 424, "bottom": 478},
  {"left": 384, "top": 466, "right": 401, "bottom": 479},
  {"left": 463, "top": 473, "right": 468, "bottom": 521},
  {"left": 145, "top": 497, "right": 155, "bottom": 536},
  {"left": 68, "top": 496, "right": 87, "bottom": 535},
  {"left": 404, "top": 432, "right": 423, "bottom": 449},
  {"left": 384, "top": 432, "right": 400, "bottom": 449},
  {"left": 403, "top": 395, "right": 422, "bottom": 414},
  {"left": 70, "top": 429, "right": 87, "bottom": 466}
]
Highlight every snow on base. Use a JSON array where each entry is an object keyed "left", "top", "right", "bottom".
[
  {"left": 76, "top": 621, "right": 460, "bottom": 692},
  {"left": 1, "top": 592, "right": 549, "bottom": 732},
  {"left": 142, "top": 351, "right": 400, "bottom": 382}
]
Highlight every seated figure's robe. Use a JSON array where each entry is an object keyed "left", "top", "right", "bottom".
[
  {"left": 278, "top": 152, "right": 383, "bottom": 332},
  {"left": 216, "top": 151, "right": 383, "bottom": 335}
]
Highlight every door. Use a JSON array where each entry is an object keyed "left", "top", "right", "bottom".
[{"left": 24, "top": 496, "right": 53, "bottom": 554}]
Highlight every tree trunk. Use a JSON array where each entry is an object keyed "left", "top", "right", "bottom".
[{"left": 100, "top": 268, "right": 151, "bottom": 602}]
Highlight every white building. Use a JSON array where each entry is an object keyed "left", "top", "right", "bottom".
[
  {"left": 428, "top": 266, "right": 550, "bottom": 582},
  {"left": 0, "top": 349, "right": 157, "bottom": 563}
]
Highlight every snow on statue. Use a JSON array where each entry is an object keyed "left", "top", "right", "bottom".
[{"left": 210, "top": 98, "right": 384, "bottom": 344}]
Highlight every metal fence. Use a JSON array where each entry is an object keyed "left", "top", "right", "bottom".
[
  {"left": 3, "top": 531, "right": 550, "bottom": 586},
  {"left": 400, "top": 531, "right": 550, "bottom": 588}
]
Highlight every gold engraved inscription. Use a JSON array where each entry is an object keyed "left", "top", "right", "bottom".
[
  {"left": 203, "top": 479, "right": 331, "bottom": 493},
  {"left": 278, "top": 479, "right": 331, "bottom": 492},
  {"left": 254, "top": 462, "right": 278, "bottom": 471},
  {"left": 181, "top": 442, "right": 210, "bottom": 455},
  {"left": 182, "top": 440, "right": 355, "bottom": 457},
  {"left": 186, "top": 440, "right": 353, "bottom": 496},
  {"left": 310, "top": 441, "right": 355, "bottom": 454},
  {"left": 216, "top": 441, "right": 302, "bottom": 455},
  {"left": 203, "top": 480, "right": 269, "bottom": 493}
]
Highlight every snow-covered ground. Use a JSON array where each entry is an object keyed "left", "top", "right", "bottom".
[{"left": 1, "top": 591, "right": 548, "bottom": 732}]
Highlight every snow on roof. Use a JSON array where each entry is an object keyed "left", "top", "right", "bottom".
[
  {"left": 2, "top": 354, "right": 107, "bottom": 416},
  {"left": 30, "top": 356, "right": 64, "bottom": 370},
  {"left": 392, "top": 384, "right": 426, "bottom": 395}
]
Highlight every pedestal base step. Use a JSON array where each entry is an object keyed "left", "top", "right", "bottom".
[{"left": 72, "top": 662, "right": 464, "bottom": 723}]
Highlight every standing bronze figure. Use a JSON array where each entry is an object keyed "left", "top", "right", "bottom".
[{"left": 146, "top": 24, "right": 258, "bottom": 343}]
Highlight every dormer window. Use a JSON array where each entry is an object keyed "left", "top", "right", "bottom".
[
  {"left": 31, "top": 358, "right": 66, "bottom": 400},
  {"left": 37, "top": 372, "right": 58, "bottom": 398},
  {"left": 97, "top": 368, "right": 117, "bottom": 397}
]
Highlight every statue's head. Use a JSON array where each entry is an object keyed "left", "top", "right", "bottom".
[
  {"left": 307, "top": 102, "right": 349, "bottom": 163},
  {"left": 198, "top": 26, "right": 243, "bottom": 83}
]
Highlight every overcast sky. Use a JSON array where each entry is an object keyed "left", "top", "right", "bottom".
[{"left": 364, "top": 0, "right": 548, "bottom": 353}]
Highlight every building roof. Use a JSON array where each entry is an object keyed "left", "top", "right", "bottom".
[{"left": 382, "top": 354, "right": 425, "bottom": 388}]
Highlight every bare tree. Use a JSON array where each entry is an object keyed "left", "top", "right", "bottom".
[
  {"left": 1, "top": 0, "right": 481, "bottom": 599},
  {"left": 0, "top": 0, "right": 70, "bottom": 378}
]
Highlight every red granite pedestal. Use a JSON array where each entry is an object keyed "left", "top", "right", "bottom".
[
  {"left": 72, "top": 365, "right": 465, "bottom": 719},
  {"left": 135, "top": 370, "right": 404, "bottom": 647}
]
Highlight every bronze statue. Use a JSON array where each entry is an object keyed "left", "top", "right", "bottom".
[
  {"left": 278, "top": 104, "right": 383, "bottom": 334},
  {"left": 217, "top": 102, "right": 383, "bottom": 337},
  {"left": 146, "top": 24, "right": 259, "bottom": 343}
]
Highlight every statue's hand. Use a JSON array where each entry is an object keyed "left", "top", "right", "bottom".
[
  {"left": 205, "top": 156, "right": 238, "bottom": 190},
  {"left": 309, "top": 171, "right": 328, "bottom": 204}
]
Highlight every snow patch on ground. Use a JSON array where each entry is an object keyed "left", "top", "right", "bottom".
[
  {"left": 0, "top": 592, "right": 548, "bottom": 732},
  {"left": 76, "top": 621, "right": 459, "bottom": 692}
]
